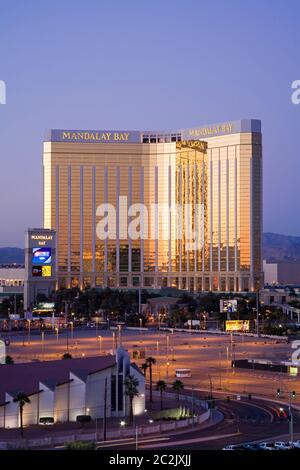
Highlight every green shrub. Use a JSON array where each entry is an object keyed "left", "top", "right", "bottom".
[{"left": 64, "top": 441, "right": 96, "bottom": 450}]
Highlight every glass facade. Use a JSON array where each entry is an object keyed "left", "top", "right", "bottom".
[{"left": 43, "top": 120, "right": 263, "bottom": 292}]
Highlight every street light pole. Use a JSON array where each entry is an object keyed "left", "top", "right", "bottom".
[
  {"left": 219, "top": 352, "right": 222, "bottom": 389},
  {"left": 118, "top": 324, "right": 122, "bottom": 347},
  {"left": 277, "top": 388, "right": 295, "bottom": 443},
  {"left": 112, "top": 331, "right": 116, "bottom": 353},
  {"left": 289, "top": 392, "right": 294, "bottom": 444},
  {"left": 42, "top": 331, "right": 45, "bottom": 357},
  {"left": 256, "top": 291, "right": 259, "bottom": 337},
  {"left": 135, "top": 424, "right": 138, "bottom": 450},
  {"left": 28, "top": 319, "right": 31, "bottom": 345}
]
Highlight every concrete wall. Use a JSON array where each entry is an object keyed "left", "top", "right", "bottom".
[
  {"left": 130, "top": 366, "right": 146, "bottom": 416},
  {"left": 86, "top": 368, "right": 113, "bottom": 419},
  {"left": 39, "top": 383, "right": 54, "bottom": 420},
  {"left": 54, "top": 382, "right": 71, "bottom": 423},
  {"left": 69, "top": 373, "right": 86, "bottom": 421}
]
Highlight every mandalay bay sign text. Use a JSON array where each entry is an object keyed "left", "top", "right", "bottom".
[{"left": 48, "top": 129, "right": 141, "bottom": 143}]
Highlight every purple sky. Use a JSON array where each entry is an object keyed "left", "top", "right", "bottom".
[{"left": 0, "top": 0, "right": 299, "bottom": 247}]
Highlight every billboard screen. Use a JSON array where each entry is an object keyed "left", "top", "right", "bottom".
[
  {"left": 32, "top": 247, "right": 52, "bottom": 265},
  {"left": 33, "top": 302, "right": 55, "bottom": 312},
  {"left": 220, "top": 299, "right": 237, "bottom": 313},
  {"left": 32, "top": 265, "right": 52, "bottom": 277},
  {"left": 225, "top": 320, "right": 249, "bottom": 332}
]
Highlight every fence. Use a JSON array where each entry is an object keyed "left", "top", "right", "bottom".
[
  {"left": 160, "top": 327, "right": 287, "bottom": 341},
  {"left": 0, "top": 392, "right": 210, "bottom": 450}
]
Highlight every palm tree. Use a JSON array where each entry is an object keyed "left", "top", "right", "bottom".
[
  {"left": 13, "top": 392, "right": 31, "bottom": 437},
  {"left": 62, "top": 352, "right": 72, "bottom": 359},
  {"left": 146, "top": 357, "right": 156, "bottom": 403},
  {"left": 124, "top": 374, "right": 139, "bottom": 424},
  {"left": 172, "top": 380, "right": 184, "bottom": 401},
  {"left": 156, "top": 380, "right": 166, "bottom": 410},
  {"left": 140, "top": 362, "right": 149, "bottom": 378},
  {"left": 5, "top": 355, "right": 14, "bottom": 364}
]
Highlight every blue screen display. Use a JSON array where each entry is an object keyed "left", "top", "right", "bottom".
[{"left": 32, "top": 247, "right": 51, "bottom": 265}]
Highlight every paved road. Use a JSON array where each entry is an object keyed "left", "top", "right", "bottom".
[{"left": 96, "top": 396, "right": 298, "bottom": 450}]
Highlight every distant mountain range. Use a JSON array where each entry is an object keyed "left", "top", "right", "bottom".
[
  {"left": 1, "top": 233, "right": 300, "bottom": 265},
  {"left": 263, "top": 232, "right": 300, "bottom": 262},
  {"left": 0, "top": 247, "right": 24, "bottom": 265}
]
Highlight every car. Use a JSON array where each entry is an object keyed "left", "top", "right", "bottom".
[
  {"left": 274, "top": 441, "right": 293, "bottom": 450},
  {"left": 242, "top": 444, "right": 264, "bottom": 451},
  {"left": 222, "top": 445, "right": 238, "bottom": 451},
  {"left": 259, "top": 442, "right": 278, "bottom": 450},
  {"left": 236, "top": 395, "right": 241, "bottom": 401},
  {"left": 290, "top": 440, "right": 300, "bottom": 449}
]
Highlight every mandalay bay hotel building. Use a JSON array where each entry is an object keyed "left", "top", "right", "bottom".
[{"left": 43, "top": 119, "right": 263, "bottom": 293}]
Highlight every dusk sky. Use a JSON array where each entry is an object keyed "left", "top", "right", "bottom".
[{"left": 0, "top": 0, "right": 299, "bottom": 247}]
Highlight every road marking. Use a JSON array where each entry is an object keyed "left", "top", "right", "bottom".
[
  {"left": 140, "top": 432, "right": 240, "bottom": 449},
  {"left": 96, "top": 436, "right": 170, "bottom": 449}
]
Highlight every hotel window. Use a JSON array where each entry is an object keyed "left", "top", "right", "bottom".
[
  {"left": 95, "top": 276, "right": 103, "bottom": 287},
  {"left": 120, "top": 277, "right": 127, "bottom": 287},
  {"left": 144, "top": 277, "right": 154, "bottom": 287}
]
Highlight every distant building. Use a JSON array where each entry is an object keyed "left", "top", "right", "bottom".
[
  {"left": 43, "top": 119, "right": 263, "bottom": 293},
  {"left": 0, "top": 348, "right": 145, "bottom": 429},
  {"left": 0, "top": 267, "right": 24, "bottom": 301},
  {"left": 0, "top": 267, "right": 24, "bottom": 287},
  {"left": 263, "top": 259, "right": 300, "bottom": 286}
]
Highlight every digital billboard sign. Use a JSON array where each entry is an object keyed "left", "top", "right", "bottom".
[
  {"left": 220, "top": 299, "right": 238, "bottom": 313},
  {"left": 32, "top": 247, "right": 51, "bottom": 265},
  {"left": 32, "top": 265, "right": 52, "bottom": 277},
  {"left": 225, "top": 320, "right": 250, "bottom": 332}
]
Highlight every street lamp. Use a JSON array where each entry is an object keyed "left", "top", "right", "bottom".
[
  {"left": 27, "top": 319, "right": 31, "bottom": 345},
  {"left": 135, "top": 424, "right": 139, "bottom": 450},
  {"left": 166, "top": 361, "right": 170, "bottom": 384},
  {"left": 70, "top": 321, "right": 74, "bottom": 340},
  {"left": 112, "top": 331, "right": 116, "bottom": 353},
  {"left": 42, "top": 331, "right": 45, "bottom": 356},
  {"left": 55, "top": 326, "right": 59, "bottom": 342},
  {"left": 277, "top": 389, "right": 296, "bottom": 443},
  {"left": 98, "top": 335, "right": 102, "bottom": 355},
  {"left": 117, "top": 324, "right": 122, "bottom": 347}
]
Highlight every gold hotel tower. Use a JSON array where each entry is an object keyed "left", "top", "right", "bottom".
[{"left": 43, "top": 119, "right": 262, "bottom": 292}]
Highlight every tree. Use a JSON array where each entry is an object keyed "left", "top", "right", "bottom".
[
  {"left": 141, "top": 362, "right": 149, "bottom": 378},
  {"left": 146, "top": 357, "right": 156, "bottom": 403},
  {"left": 156, "top": 380, "right": 167, "bottom": 410},
  {"left": 62, "top": 352, "right": 72, "bottom": 359},
  {"left": 5, "top": 355, "right": 14, "bottom": 364},
  {"left": 13, "top": 392, "right": 30, "bottom": 437},
  {"left": 172, "top": 380, "right": 184, "bottom": 401},
  {"left": 124, "top": 374, "right": 139, "bottom": 425}
]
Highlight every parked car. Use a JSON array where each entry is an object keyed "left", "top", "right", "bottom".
[
  {"left": 259, "top": 442, "right": 278, "bottom": 450},
  {"left": 290, "top": 440, "right": 300, "bottom": 448},
  {"left": 242, "top": 444, "right": 264, "bottom": 451},
  {"left": 222, "top": 445, "right": 238, "bottom": 451},
  {"left": 274, "top": 441, "right": 293, "bottom": 450}
]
